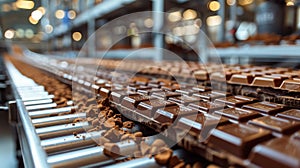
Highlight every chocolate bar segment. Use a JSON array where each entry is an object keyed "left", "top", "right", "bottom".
[
  {"left": 280, "top": 79, "right": 300, "bottom": 91},
  {"left": 276, "top": 109, "right": 300, "bottom": 122},
  {"left": 168, "top": 95, "right": 202, "bottom": 105},
  {"left": 153, "top": 106, "right": 197, "bottom": 124},
  {"left": 214, "top": 108, "right": 261, "bottom": 122},
  {"left": 208, "top": 124, "right": 273, "bottom": 158},
  {"left": 242, "top": 101, "right": 285, "bottom": 115},
  {"left": 192, "top": 91, "right": 229, "bottom": 101},
  {"left": 121, "top": 94, "right": 152, "bottom": 110},
  {"left": 188, "top": 101, "right": 224, "bottom": 113},
  {"left": 249, "top": 137, "right": 300, "bottom": 168},
  {"left": 110, "top": 90, "right": 138, "bottom": 103},
  {"left": 228, "top": 74, "right": 254, "bottom": 85},
  {"left": 175, "top": 113, "right": 228, "bottom": 137},
  {"left": 136, "top": 98, "right": 176, "bottom": 117},
  {"left": 151, "top": 91, "right": 181, "bottom": 100},
  {"left": 248, "top": 116, "right": 300, "bottom": 135},
  {"left": 250, "top": 77, "right": 282, "bottom": 87},
  {"left": 214, "top": 95, "right": 257, "bottom": 107}
]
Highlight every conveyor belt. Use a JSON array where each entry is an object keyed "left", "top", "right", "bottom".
[
  {"left": 5, "top": 57, "right": 200, "bottom": 168},
  {"left": 6, "top": 52, "right": 300, "bottom": 168}
]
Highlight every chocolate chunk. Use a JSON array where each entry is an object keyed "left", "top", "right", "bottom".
[
  {"left": 208, "top": 124, "right": 273, "bottom": 158},
  {"left": 154, "top": 106, "right": 197, "bottom": 124},
  {"left": 121, "top": 94, "right": 152, "bottom": 110},
  {"left": 214, "top": 108, "right": 261, "bottom": 122},
  {"left": 103, "top": 143, "right": 120, "bottom": 158},
  {"left": 188, "top": 101, "right": 224, "bottom": 113},
  {"left": 136, "top": 99, "right": 176, "bottom": 117},
  {"left": 168, "top": 156, "right": 184, "bottom": 168},
  {"left": 154, "top": 148, "right": 173, "bottom": 165},
  {"left": 249, "top": 137, "right": 300, "bottom": 168},
  {"left": 276, "top": 109, "right": 300, "bottom": 122},
  {"left": 242, "top": 101, "right": 285, "bottom": 115},
  {"left": 248, "top": 116, "right": 300, "bottom": 134},
  {"left": 104, "top": 118, "right": 116, "bottom": 128},
  {"left": 214, "top": 95, "right": 257, "bottom": 107},
  {"left": 192, "top": 162, "right": 203, "bottom": 168},
  {"left": 123, "top": 121, "right": 134, "bottom": 129}
]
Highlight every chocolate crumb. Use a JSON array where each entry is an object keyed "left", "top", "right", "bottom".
[
  {"left": 154, "top": 148, "right": 173, "bottom": 165},
  {"left": 103, "top": 143, "right": 120, "bottom": 158}
]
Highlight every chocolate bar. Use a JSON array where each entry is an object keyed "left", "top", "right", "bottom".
[
  {"left": 208, "top": 124, "right": 273, "bottom": 158},
  {"left": 249, "top": 137, "right": 300, "bottom": 168}
]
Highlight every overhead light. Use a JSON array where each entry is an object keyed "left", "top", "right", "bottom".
[
  {"left": 238, "top": 0, "right": 254, "bottom": 6},
  {"left": 168, "top": 11, "right": 181, "bottom": 22},
  {"left": 16, "top": 0, "right": 34, "bottom": 10},
  {"left": 16, "top": 29, "right": 25, "bottom": 38},
  {"left": 67, "top": 10, "right": 76, "bottom": 19},
  {"left": 226, "top": 0, "right": 236, "bottom": 6},
  {"left": 72, "top": 32, "right": 82, "bottom": 41},
  {"left": 4, "top": 29, "right": 15, "bottom": 39},
  {"left": 45, "top": 25, "right": 53, "bottom": 34},
  {"left": 206, "top": 15, "right": 222, "bottom": 26},
  {"left": 25, "top": 29, "right": 34, "bottom": 39},
  {"left": 29, "top": 16, "right": 38, "bottom": 24},
  {"left": 31, "top": 10, "right": 43, "bottom": 21},
  {"left": 208, "top": 1, "right": 221, "bottom": 11},
  {"left": 37, "top": 7, "right": 46, "bottom": 15},
  {"left": 2, "top": 4, "right": 11, "bottom": 12},
  {"left": 286, "top": 1, "right": 295, "bottom": 6},
  {"left": 55, "top": 10, "right": 65, "bottom": 19},
  {"left": 183, "top": 9, "right": 197, "bottom": 20}
]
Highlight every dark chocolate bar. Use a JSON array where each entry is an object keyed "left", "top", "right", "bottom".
[
  {"left": 249, "top": 137, "right": 300, "bottom": 168},
  {"left": 248, "top": 116, "right": 300, "bottom": 135},
  {"left": 208, "top": 124, "right": 273, "bottom": 158}
]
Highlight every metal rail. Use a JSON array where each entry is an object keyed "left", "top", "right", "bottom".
[{"left": 5, "top": 60, "right": 50, "bottom": 168}]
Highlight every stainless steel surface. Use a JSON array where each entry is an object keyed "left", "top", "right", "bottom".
[
  {"left": 23, "top": 99, "right": 53, "bottom": 106},
  {"left": 41, "top": 131, "right": 103, "bottom": 154},
  {"left": 36, "top": 121, "right": 91, "bottom": 139},
  {"left": 29, "top": 106, "right": 75, "bottom": 119},
  {"left": 103, "top": 157, "right": 160, "bottom": 168},
  {"left": 48, "top": 139, "right": 140, "bottom": 168},
  {"left": 26, "top": 103, "right": 57, "bottom": 111},
  {"left": 22, "top": 94, "right": 55, "bottom": 102},
  {"left": 5, "top": 60, "right": 50, "bottom": 168},
  {"left": 32, "top": 113, "right": 86, "bottom": 128},
  {"left": 17, "top": 85, "right": 45, "bottom": 92},
  {"left": 48, "top": 146, "right": 109, "bottom": 168}
]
